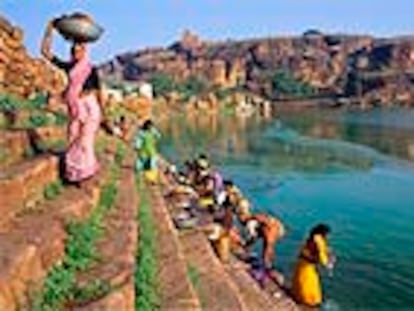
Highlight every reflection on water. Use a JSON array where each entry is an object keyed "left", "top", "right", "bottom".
[
  {"left": 158, "top": 107, "right": 414, "bottom": 167},
  {"left": 158, "top": 108, "right": 414, "bottom": 310},
  {"left": 280, "top": 107, "right": 414, "bottom": 163},
  {"left": 157, "top": 112, "right": 263, "bottom": 162}
]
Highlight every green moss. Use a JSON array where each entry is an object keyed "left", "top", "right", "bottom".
[
  {"left": 0, "top": 93, "right": 47, "bottom": 112},
  {"left": 27, "top": 112, "right": 52, "bottom": 128},
  {"left": 0, "top": 94, "right": 68, "bottom": 130},
  {"left": 54, "top": 112, "right": 68, "bottom": 126},
  {"left": 96, "top": 136, "right": 109, "bottom": 156},
  {"left": 187, "top": 264, "right": 200, "bottom": 289},
  {"left": 44, "top": 180, "right": 64, "bottom": 200},
  {"left": 187, "top": 264, "right": 206, "bottom": 309},
  {"left": 0, "top": 112, "right": 7, "bottom": 129},
  {"left": 115, "top": 141, "right": 127, "bottom": 165}
]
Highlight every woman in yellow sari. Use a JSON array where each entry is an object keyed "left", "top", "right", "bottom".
[{"left": 292, "top": 224, "right": 334, "bottom": 308}]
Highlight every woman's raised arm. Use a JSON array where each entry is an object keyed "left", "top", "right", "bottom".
[{"left": 40, "top": 19, "right": 56, "bottom": 61}]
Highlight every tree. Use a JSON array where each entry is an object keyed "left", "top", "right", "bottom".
[
  {"left": 271, "top": 70, "right": 316, "bottom": 99},
  {"left": 178, "top": 75, "right": 208, "bottom": 100},
  {"left": 149, "top": 73, "right": 176, "bottom": 98}
]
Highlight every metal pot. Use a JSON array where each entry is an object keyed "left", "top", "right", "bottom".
[{"left": 53, "top": 12, "right": 104, "bottom": 43}]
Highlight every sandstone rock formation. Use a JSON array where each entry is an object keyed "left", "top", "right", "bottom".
[
  {"left": 101, "top": 30, "right": 414, "bottom": 106},
  {"left": 0, "top": 15, "right": 66, "bottom": 99}
]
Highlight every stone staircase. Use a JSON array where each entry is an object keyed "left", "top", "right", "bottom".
[
  {"left": 0, "top": 129, "right": 118, "bottom": 310},
  {"left": 0, "top": 128, "right": 299, "bottom": 311},
  {"left": 70, "top": 161, "right": 138, "bottom": 311},
  {"left": 151, "top": 182, "right": 300, "bottom": 311},
  {"left": 0, "top": 154, "right": 59, "bottom": 226},
  {"left": 147, "top": 186, "right": 201, "bottom": 311},
  {"left": 179, "top": 231, "right": 247, "bottom": 311},
  {"left": 0, "top": 130, "right": 31, "bottom": 168},
  {"left": 0, "top": 127, "right": 66, "bottom": 170}
]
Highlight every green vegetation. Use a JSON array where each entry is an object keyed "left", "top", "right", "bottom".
[
  {"left": 0, "top": 94, "right": 67, "bottom": 129},
  {"left": 187, "top": 264, "right": 207, "bottom": 309},
  {"left": 187, "top": 264, "right": 200, "bottom": 289},
  {"left": 214, "top": 87, "right": 234, "bottom": 101},
  {"left": 72, "top": 279, "right": 111, "bottom": 304},
  {"left": 44, "top": 180, "right": 64, "bottom": 200},
  {"left": 149, "top": 73, "right": 208, "bottom": 101},
  {"left": 115, "top": 141, "right": 127, "bottom": 166},
  {"left": 33, "top": 163, "right": 120, "bottom": 310},
  {"left": 149, "top": 73, "right": 176, "bottom": 98},
  {"left": 54, "top": 112, "right": 68, "bottom": 126},
  {"left": 96, "top": 135, "right": 110, "bottom": 156},
  {"left": 178, "top": 75, "right": 208, "bottom": 101},
  {"left": 104, "top": 81, "right": 140, "bottom": 95},
  {"left": 0, "top": 112, "right": 7, "bottom": 128},
  {"left": 23, "top": 138, "right": 66, "bottom": 158},
  {"left": 28, "top": 113, "right": 49, "bottom": 128},
  {"left": 38, "top": 139, "right": 67, "bottom": 153},
  {"left": 25, "top": 111, "right": 67, "bottom": 129},
  {"left": 271, "top": 70, "right": 316, "bottom": 99},
  {"left": 135, "top": 180, "right": 159, "bottom": 311},
  {"left": 0, "top": 93, "right": 47, "bottom": 111},
  {"left": 220, "top": 102, "right": 237, "bottom": 116}
]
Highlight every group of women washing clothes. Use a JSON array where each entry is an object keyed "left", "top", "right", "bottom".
[{"left": 163, "top": 154, "right": 336, "bottom": 309}]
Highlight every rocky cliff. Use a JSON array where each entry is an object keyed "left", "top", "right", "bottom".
[
  {"left": 0, "top": 15, "right": 66, "bottom": 100},
  {"left": 101, "top": 30, "right": 414, "bottom": 105}
]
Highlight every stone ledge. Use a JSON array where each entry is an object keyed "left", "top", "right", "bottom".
[
  {"left": 0, "top": 168, "right": 107, "bottom": 311},
  {"left": 0, "top": 154, "right": 59, "bottom": 227},
  {"left": 0, "top": 130, "right": 30, "bottom": 168},
  {"left": 149, "top": 186, "right": 201, "bottom": 311},
  {"left": 70, "top": 169, "right": 138, "bottom": 311},
  {"left": 179, "top": 231, "right": 248, "bottom": 311}
]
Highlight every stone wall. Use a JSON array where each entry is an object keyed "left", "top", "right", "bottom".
[{"left": 0, "top": 15, "right": 65, "bottom": 99}]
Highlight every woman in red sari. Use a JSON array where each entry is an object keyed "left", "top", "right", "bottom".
[{"left": 41, "top": 19, "right": 102, "bottom": 185}]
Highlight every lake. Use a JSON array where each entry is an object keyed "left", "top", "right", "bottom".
[{"left": 158, "top": 107, "right": 414, "bottom": 310}]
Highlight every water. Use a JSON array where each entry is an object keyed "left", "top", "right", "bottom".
[{"left": 157, "top": 108, "right": 414, "bottom": 310}]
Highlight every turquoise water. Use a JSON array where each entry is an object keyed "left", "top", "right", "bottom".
[{"left": 158, "top": 109, "right": 414, "bottom": 310}]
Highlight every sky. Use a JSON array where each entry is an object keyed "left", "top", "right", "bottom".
[{"left": 1, "top": 1, "right": 413, "bottom": 63}]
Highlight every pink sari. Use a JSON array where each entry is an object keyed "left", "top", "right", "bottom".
[{"left": 65, "top": 53, "right": 101, "bottom": 182}]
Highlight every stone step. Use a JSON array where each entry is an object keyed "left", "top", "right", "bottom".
[
  {"left": 0, "top": 154, "right": 59, "bottom": 227},
  {"left": 177, "top": 227, "right": 299, "bottom": 311},
  {"left": 0, "top": 127, "right": 66, "bottom": 168},
  {"left": 163, "top": 177, "right": 299, "bottom": 310},
  {"left": 0, "top": 129, "right": 30, "bottom": 168},
  {"left": 0, "top": 168, "right": 108, "bottom": 311},
  {"left": 69, "top": 168, "right": 138, "bottom": 311},
  {"left": 148, "top": 186, "right": 201, "bottom": 311},
  {"left": 225, "top": 263, "right": 299, "bottom": 311},
  {"left": 179, "top": 231, "right": 248, "bottom": 311}
]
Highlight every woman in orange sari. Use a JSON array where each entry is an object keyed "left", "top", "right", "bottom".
[{"left": 41, "top": 19, "right": 102, "bottom": 185}]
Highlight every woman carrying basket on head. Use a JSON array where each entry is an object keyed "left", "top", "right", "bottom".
[{"left": 41, "top": 15, "right": 104, "bottom": 186}]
